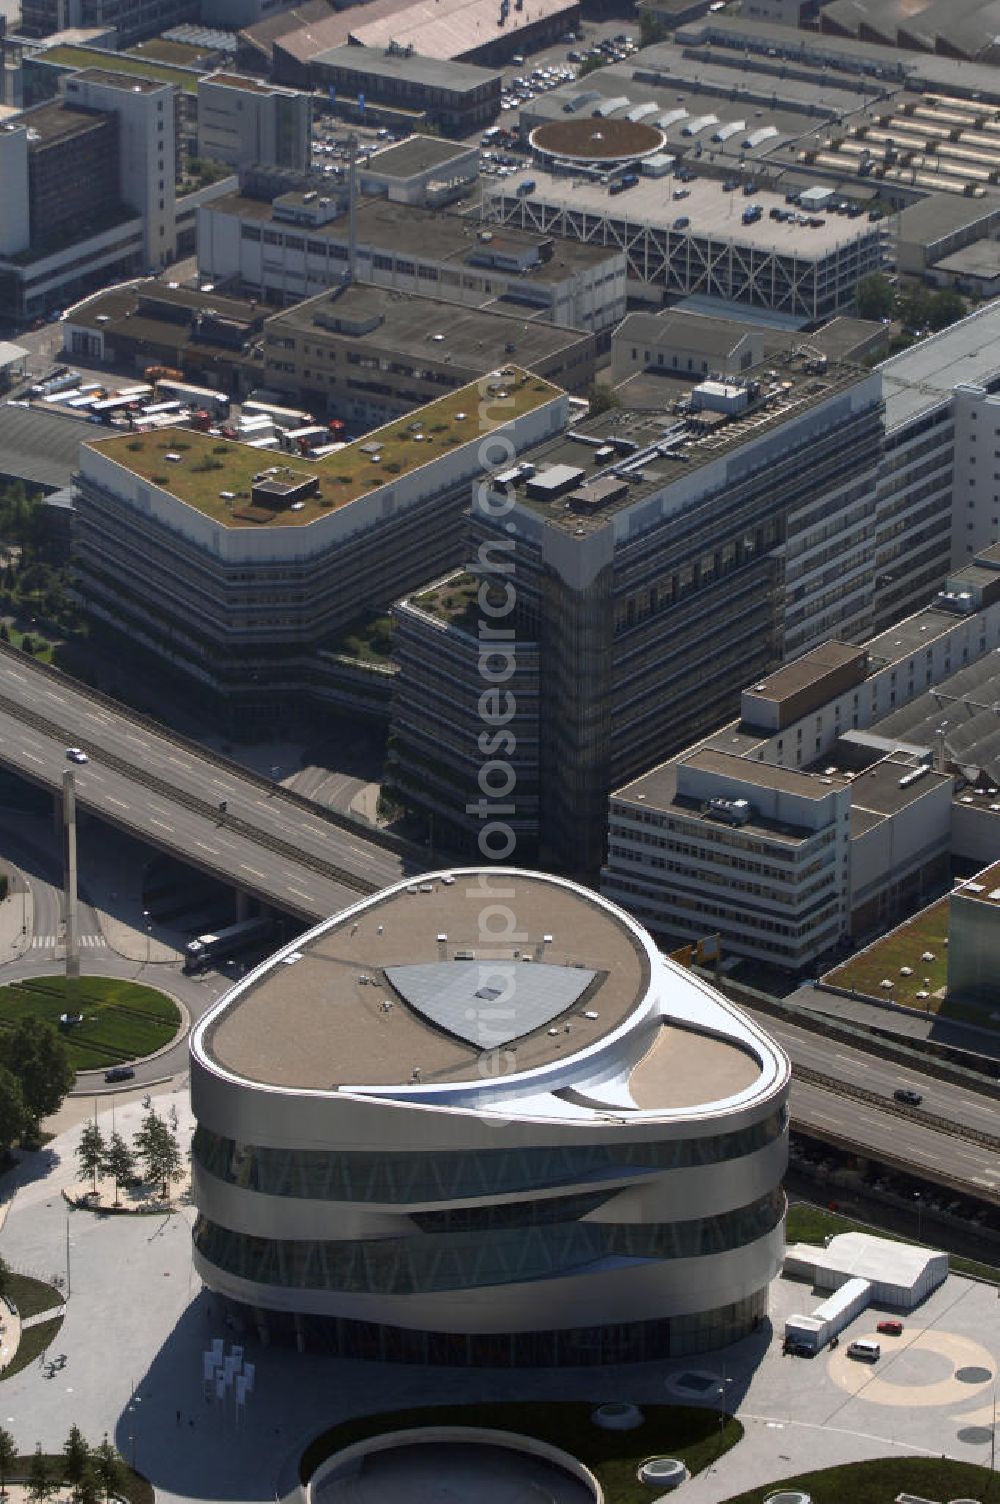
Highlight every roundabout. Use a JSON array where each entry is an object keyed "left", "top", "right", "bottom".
[{"left": 528, "top": 117, "right": 666, "bottom": 166}]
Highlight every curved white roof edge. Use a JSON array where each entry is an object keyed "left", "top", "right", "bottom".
[{"left": 190, "top": 868, "right": 789, "bottom": 1124}]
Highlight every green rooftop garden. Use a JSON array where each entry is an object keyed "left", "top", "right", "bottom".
[
  {"left": 329, "top": 612, "right": 393, "bottom": 664},
  {"left": 127, "top": 37, "right": 212, "bottom": 66},
  {"left": 823, "top": 899, "right": 949, "bottom": 1011},
  {"left": 41, "top": 46, "right": 200, "bottom": 93},
  {"left": 89, "top": 371, "right": 559, "bottom": 528}
]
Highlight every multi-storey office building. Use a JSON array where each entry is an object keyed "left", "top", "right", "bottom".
[
  {"left": 875, "top": 301, "right": 1000, "bottom": 634},
  {"left": 196, "top": 73, "right": 310, "bottom": 173},
  {"left": 20, "top": 0, "right": 194, "bottom": 44},
  {"left": 190, "top": 868, "right": 791, "bottom": 1365},
  {"left": 390, "top": 354, "right": 884, "bottom": 872},
  {"left": 257, "top": 283, "right": 596, "bottom": 427},
  {"left": 306, "top": 45, "right": 501, "bottom": 137},
  {"left": 72, "top": 369, "right": 565, "bottom": 725},
  {"left": 601, "top": 557, "right": 1000, "bottom": 966},
  {"left": 389, "top": 571, "right": 543, "bottom": 856},
  {"left": 0, "top": 67, "right": 179, "bottom": 318},
  {"left": 198, "top": 192, "right": 628, "bottom": 335}
]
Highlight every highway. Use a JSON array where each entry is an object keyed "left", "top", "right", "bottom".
[
  {"left": 749, "top": 1009, "right": 1000, "bottom": 1142},
  {"left": 0, "top": 647, "right": 413, "bottom": 923}
]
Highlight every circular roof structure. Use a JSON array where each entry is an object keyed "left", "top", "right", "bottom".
[{"left": 529, "top": 117, "right": 665, "bottom": 164}]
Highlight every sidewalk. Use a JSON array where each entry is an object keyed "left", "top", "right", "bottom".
[{"left": 0, "top": 867, "right": 33, "bottom": 964}]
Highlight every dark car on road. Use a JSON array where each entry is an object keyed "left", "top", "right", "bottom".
[
  {"left": 893, "top": 1087, "right": 923, "bottom": 1106},
  {"left": 105, "top": 1065, "right": 135, "bottom": 1084}
]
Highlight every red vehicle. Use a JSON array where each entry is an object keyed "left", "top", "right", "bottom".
[
  {"left": 190, "top": 409, "right": 213, "bottom": 431},
  {"left": 328, "top": 418, "right": 346, "bottom": 438},
  {"left": 876, "top": 1320, "right": 904, "bottom": 1336}
]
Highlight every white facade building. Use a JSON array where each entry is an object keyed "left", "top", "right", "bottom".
[
  {"left": 190, "top": 869, "right": 790, "bottom": 1366},
  {"left": 603, "top": 565, "right": 1000, "bottom": 967},
  {"left": 197, "top": 73, "right": 311, "bottom": 173},
  {"left": 62, "top": 69, "right": 176, "bottom": 269}
]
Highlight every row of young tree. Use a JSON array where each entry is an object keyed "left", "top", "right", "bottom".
[
  {"left": 0, "top": 1018, "right": 76, "bottom": 1153},
  {"left": 0, "top": 1425, "right": 126, "bottom": 1504},
  {"left": 76, "top": 1106, "right": 183, "bottom": 1205}
]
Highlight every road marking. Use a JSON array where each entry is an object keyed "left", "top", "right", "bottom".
[
  {"left": 21, "top": 752, "right": 43, "bottom": 764},
  {"left": 288, "top": 888, "right": 312, "bottom": 901},
  {"left": 150, "top": 818, "right": 173, "bottom": 832},
  {"left": 194, "top": 841, "right": 217, "bottom": 853},
  {"left": 106, "top": 796, "right": 129, "bottom": 808},
  {"left": 240, "top": 864, "right": 265, "bottom": 879}
]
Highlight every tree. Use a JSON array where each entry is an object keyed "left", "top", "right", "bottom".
[
  {"left": 586, "top": 382, "right": 620, "bottom": 417},
  {"left": 928, "top": 287, "right": 966, "bottom": 330},
  {"left": 74, "top": 1467, "right": 100, "bottom": 1504},
  {"left": 855, "top": 272, "right": 894, "bottom": 321},
  {"left": 92, "top": 1438, "right": 124, "bottom": 1504},
  {"left": 101, "top": 1133, "right": 136, "bottom": 1207},
  {"left": 0, "top": 1068, "right": 26, "bottom": 1154},
  {"left": 27, "top": 1445, "right": 53, "bottom": 1504},
  {"left": 896, "top": 280, "right": 935, "bottom": 332},
  {"left": 134, "top": 1110, "right": 182, "bottom": 1196},
  {"left": 0, "top": 1426, "right": 15, "bottom": 1496},
  {"left": 76, "top": 1121, "right": 106, "bottom": 1196},
  {"left": 0, "top": 1255, "right": 10, "bottom": 1308},
  {"left": 640, "top": 10, "right": 666, "bottom": 45},
  {"left": 63, "top": 1427, "right": 89, "bottom": 1497},
  {"left": 0, "top": 1017, "right": 74, "bottom": 1140}
]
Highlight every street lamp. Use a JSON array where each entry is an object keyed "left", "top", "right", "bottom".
[
  {"left": 914, "top": 1191, "right": 923, "bottom": 1243},
  {"left": 143, "top": 909, "right": 152, "bottom": 971}
]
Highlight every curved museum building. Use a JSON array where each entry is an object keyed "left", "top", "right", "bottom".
[{"left": 190, "top": 870, "right": 790, "bottom": 1366}]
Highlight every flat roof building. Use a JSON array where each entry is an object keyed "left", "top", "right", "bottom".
[
  {"left": 197, "top": 72, "right": 311, "bottom": 174},
  {"left": 198, "top": 192, "right": 627, "bottom": 334},
  {"left": 256, "top": 282, "right": 597, "bottom": 425},
  {"left": 72, "top": 368, "right": 566, "bottom": 728},
  {"left": 190, "top": 868, "right": 790, "bottom": 1365},
  {"left": 307, "top": 45, "right": 501, "bottom": 137},
  {"left": 387, "top": 350, "right": 885, "bottom": 871},
  {"left": 602, "top": 551, "right": 1000, "bottom": 965}
]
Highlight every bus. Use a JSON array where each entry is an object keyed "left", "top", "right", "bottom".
[
  {"left": 183, "top": 915, "right": 276, "bottom": 974},
  {"left": 242, "top": 399, "right": 314, "bottom": 432},
  {"left": 156, "top": 379, "right": 230, "bottom": 418}
]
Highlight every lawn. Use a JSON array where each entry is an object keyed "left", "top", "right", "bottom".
[
  {"left": 40, "top": 46, "right": 199, "bottom": 93},
  {"left": 330, "top": 612, "right": 394, "bottom": 664},
  {"left": 786, "top": 1201, "right": 999, "bottom": 1286},
  {"left": 6, "top": 1270, "right": 64, "bottom": 1321},
  {"left": 718, "top": 1456, "right": 996, "bottom": 1504},
  {"left": 3, "top": 1316, "right": 63, "bottom": 1380},
  {"left": 300, "top": 1403, "right": 740, "bottom": 1504},
  {"left": 0, "top": 976, "right": 179, "bottom": 1071},
  {"left": 823, "top": 899, "right": 949, "bottom": 1010},
  {"left": 89, "top": 370, "right": 558, "bottom": 526}
]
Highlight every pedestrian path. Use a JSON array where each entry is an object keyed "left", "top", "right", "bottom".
[{"left": 30, "top": 934, "right": 106, "bottom": 950}]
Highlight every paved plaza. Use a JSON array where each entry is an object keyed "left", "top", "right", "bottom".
[{"left": 0, "top": 1092, "right": 995, "bottom": 1504}]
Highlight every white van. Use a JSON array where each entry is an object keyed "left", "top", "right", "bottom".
[{"left": 847, "top": 1340, "right": 881, "bottom": 1361}]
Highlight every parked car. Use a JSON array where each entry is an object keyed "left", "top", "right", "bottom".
[
  {"left": 876, "top": 1320, "right": 904, "bottom": 1336},
  {"left": 893, "top": 1087, "right": 923, "bottom": 1106}
]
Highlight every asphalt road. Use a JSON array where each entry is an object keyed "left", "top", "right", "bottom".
[
  {"left": 0, "top": 649, "right": 414, "bottom": 922},
  {"left": 748, "top": 1008, "right": 1000, "bottom": 1139}
]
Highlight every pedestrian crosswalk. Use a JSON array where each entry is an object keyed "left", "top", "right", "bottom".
[{"left": 31, "top": 934, "right": 107, "bottom": 949}]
